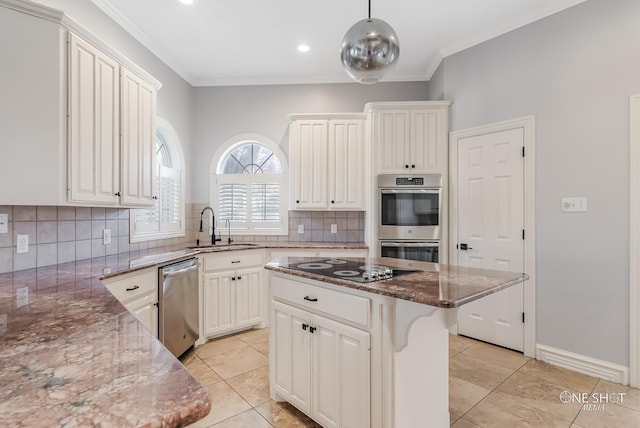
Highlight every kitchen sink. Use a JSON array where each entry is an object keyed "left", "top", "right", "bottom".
[{"left": 186, "top": 243, "right": 261, "bottom": 251}]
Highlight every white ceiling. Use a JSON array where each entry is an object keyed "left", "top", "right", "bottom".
[{"left": 90, "top": 0, "right": 586, "bottom": 87}]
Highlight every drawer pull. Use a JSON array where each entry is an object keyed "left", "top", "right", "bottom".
[
  {"left": 304, "top": 296, "right": 318, "bottom": 302},
  {"left": 231, "top": 260, "right": 241, "bottom": 264},
  {"left": 309, "top": 326, "right": 317, "bottom": 333},
  {"left": 302, "top": 323, "right": 308, "bottom": 331},
  {"left": 125, "top": 285, "right": 139, "bottom": 292}
]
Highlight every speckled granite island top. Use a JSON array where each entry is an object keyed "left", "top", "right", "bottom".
[
  {"left": 0, "top": 255, "right": 210, "bottom": 427},
  {"left": 265, "top": 256, "right": 528, "bottom": 308}
]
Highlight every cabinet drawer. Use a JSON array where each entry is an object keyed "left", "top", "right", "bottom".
[
  {"left": 202, "top": 250, "right": 263, "bottom": 272},
  {"left": 271, "top": 275, "right": 370, "bottom": 328},
  {"left": 103, "top": 269, "right": 157, "bottom": 305}
]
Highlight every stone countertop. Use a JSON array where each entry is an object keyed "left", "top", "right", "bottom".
[
  {"left": 99, "top": 242, "right": 368, "bottom": 280},
  {"left": 0, "top": 242, "right": 366, "bottom": 427},
  {"left": 0, "top": 256, "right": 210, "bottom": 427},
  {"left": 265, "top": 256, "right": 528, "bottom": 308}
]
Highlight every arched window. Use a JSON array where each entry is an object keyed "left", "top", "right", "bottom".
[
  {"left": 211, "top": 134, "right": 288, "bottom": 234},
  {"left": 131, "top": 117, "right": 185, "bottom": 242}
]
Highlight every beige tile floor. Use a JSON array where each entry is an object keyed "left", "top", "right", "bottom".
[{"left": 183, "top": 328, "right": 640, "bottom": 427}]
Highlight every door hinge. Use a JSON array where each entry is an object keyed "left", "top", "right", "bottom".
[
  {"left": 522, "top": 146, "right": 525, "bottom": 157},
  {"left": 522, "top": 312, "right": 525, "bottom": 323},
  {"left": 522, "top": 229, "right": 525, "bottom": 240}
]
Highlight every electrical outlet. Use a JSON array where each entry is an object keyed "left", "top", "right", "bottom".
[
  {"left": 298, "top": 224, "right": 304, "bottom": 234},
  {"left": 561, "top": 197, "right": 587, "bottom": 212},
  {"left": 103, "top": 228, "right": 111, "bottom": 245},
  {"left": 0, "top": 214, "right": 7, "bottom": 234},
  {"left": 331, "top": 224, "right": 337, "bottom": 234},
  {"left": 16, "top": 234, "right": 28, "bottom": 254},
  {"left": 16, "top": 287, "right": 29, "bottom": 308}
]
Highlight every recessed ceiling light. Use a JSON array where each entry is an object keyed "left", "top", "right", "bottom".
[
  {"left": 177, "top": 0, "right": 196, "bottom": 5},
  {"left": 297, "top": 44, "right": 310, "bottom": 53}
]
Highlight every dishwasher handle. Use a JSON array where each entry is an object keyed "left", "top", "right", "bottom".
[{"left": 163, "top": 263, "right": 199, "bottom": 278}]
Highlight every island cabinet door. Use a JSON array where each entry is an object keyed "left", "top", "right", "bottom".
[
  {"left": 311, "top": 315, "right": 370, "bottom": 428},
  {"left": 272, "top": 301, "right": 312, "bottom": 414}
]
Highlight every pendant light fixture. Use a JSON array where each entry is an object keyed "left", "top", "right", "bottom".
[{"left": 340, "top": 0, "right": 399, "bottom": 84}]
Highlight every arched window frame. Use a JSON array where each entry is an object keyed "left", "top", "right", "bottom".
[
  {"left": 130, "top": 116, "right": 186, "bottom": 242},
  {"left": 210, "top": 133, "right": 289, "bottom": 235}
]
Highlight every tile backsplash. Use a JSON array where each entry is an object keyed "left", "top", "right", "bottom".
[
  {"left": 0, "top": 205, "right": 365, "bottom": 273},
  {"left": 0, "top": 205, "right": 191, "bottom": 274}
]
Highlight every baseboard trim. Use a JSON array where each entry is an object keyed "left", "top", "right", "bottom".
[{"left": 536, "top": 344, "right": 629, "bottom": 385}]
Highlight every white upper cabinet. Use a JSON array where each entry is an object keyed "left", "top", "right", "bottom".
[
  {"left": 328, "top": 119, "right": 365, "bottom": 210},
  {"left": 68, "top": 33, "right": 120, "bottom": 205},
  {"left": 0, "top": 2, "right": 161, "bottom": 206},
  {"left": 367, "top": 102, "right": 450, "bottom": 174},
  {"left": 69, "top": 34, "right": 158, "bottom": 207},
  {"left": 289, "top": 114, "right": 366, "bottom": 210},
  {"left": 0, "top": 5, "right": 67, "bottom": 205},
  {"left": 120, "top": 67, "right": 157, "bottom": 206},
  {"left": 289, "top": 119, "right": 328, "bottom": 209}
]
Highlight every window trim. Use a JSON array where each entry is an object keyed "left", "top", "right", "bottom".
[
  {"left": 130, "top": 116, "right": 186, "bottom": 243},
  {"left": 210, "top": 133, "right": 289, "bottom": 235}
]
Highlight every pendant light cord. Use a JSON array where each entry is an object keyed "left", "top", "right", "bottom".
[{"left": 368, "top": 0, "right": 371, "bottom": 19}]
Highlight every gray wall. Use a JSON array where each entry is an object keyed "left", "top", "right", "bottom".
[
  {"left": 191, "top": 82, "right": 428, "bottom": 202},
  {"left": 433, "top": 0, "right": 640, "bottom": 366},
  {"left": 33, "top": 0, "right": 195, "bottom": 201}
]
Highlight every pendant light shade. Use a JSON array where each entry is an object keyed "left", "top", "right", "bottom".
[{"left": 340, "top": 1, "right": 399, "bottom": 84}]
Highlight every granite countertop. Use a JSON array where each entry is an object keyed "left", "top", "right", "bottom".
[
  {"left": 265, "top": 256, "right": 528, "bottom": 308},
  {"left": 0, "top": 256, "right": 211, "bottom": 427},
  {"left": 0, "top": 242, "right": 366, "bottom": 427}
]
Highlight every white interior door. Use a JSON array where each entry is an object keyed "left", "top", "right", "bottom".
[{"left": 456, "top": 128, "right": 525, "bottom": 351}]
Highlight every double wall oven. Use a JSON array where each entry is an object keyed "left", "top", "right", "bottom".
[{"left": 378, "top": 174, "right": 441, "bottom": 263}]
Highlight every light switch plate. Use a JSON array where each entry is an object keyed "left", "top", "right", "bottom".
[
  {"left": 16, "top": 234, "right": 28, "bottom": 253},
  {"left": 561, "top": 197, "right": 587, "bottom": 212},
  {"left": 331, "top": 224, "right": 337, "bottom": 234},
  {"left": 103, "top": 228, "right": 111, "bottom": 245},
  {"left": 298, "top": 224, "right": 304, "bottom": 234},
  {"left": 0, "top": 213, "right": 7, "bottom": 234}
]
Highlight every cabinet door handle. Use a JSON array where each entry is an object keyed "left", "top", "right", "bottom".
[
  {"left": 115, "top": 191, "right": 122, "bottom": 197},
  {"left": 231, "top": 277, "right": 236, "bottom": 281},
  {"left": 153, "top": 302, "right": 159, "bottom": 308},
  {"left": 296, "top": 200, "right": 300, "bottom": 204},
  {"left": 303, "top": 296, "right": 318, "bottom": 302},
  {"left": 405, "top": 164, "right": 409, "bottom": 169},
  {"left": 309, "top": 326, "right": 317, "bottom": 333},
  {"left": 302, "top": 323, "right": 308, "bottom": 331},
  {"left": 231, "top": 260, "right": 241, "bottom": 263},
  {"left": 125, "top": 285, "right": 139, "bottom": 291},
  {"left": 411, "top": 164, "right": 416, "bottom": 168},
  {"left": 237, "top": 275, "right": 242, "bottom": 280},
  {"left": 152, "top": 195, "right": 158, "bottom": 200}
]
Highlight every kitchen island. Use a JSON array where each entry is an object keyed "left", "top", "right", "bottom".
[{"left": 265, "top": 256, "right": 527, "bottom": 428}]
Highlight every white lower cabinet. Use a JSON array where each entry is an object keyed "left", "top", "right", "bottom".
[
  {"left": 271, "top": 275, "right": 371, "bottom": 428},
  {"left": 203, "top": 267, "right": 263, "bottom": 337},
  {"left": 200, "top": 250, "right": 265, "bottom": 340},
  {"left": 101, "top": 268, "right": 158, "bottom": 337}
]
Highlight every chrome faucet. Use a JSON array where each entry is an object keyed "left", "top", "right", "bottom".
[
  {"left": 225, "top": 219, "right": 233, "bottom": 244},
  {"left": 199, "top": 207, "right": 222, "bottom": 245}
]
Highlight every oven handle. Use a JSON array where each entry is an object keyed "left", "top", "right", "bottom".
[
  {"left": 381, "top": 242, "right": 439, "bottom": 248},
  {"left": 380, "top": 189, "right": 440, "bottom": 194}
]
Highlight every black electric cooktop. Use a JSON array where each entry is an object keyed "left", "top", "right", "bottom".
[{"left": 286, "top": 259, "right": 420, "bottom": 283}]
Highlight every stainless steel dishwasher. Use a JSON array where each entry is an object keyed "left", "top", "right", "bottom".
[{"left": 159, "top": 258, "right": 199, "bottom": 357}]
